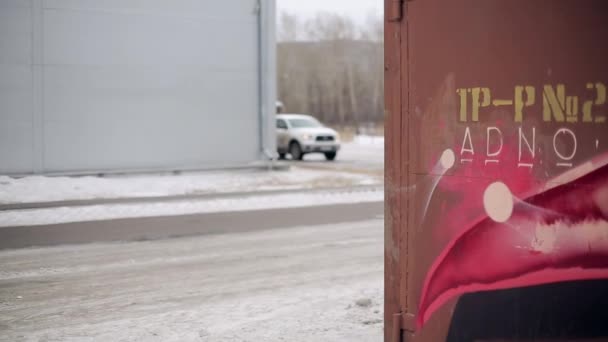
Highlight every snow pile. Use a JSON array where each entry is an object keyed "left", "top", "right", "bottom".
[
  {"left": 0, "top": 187, "right": 383, "bottom": 227},
  {"left": 352, "top": 135, "right": 384, "bottom": 146},
  {"left": 0, "top": 136, "right": 385, "bottom": 206},
  {"left": 0, "top": 167, "right": 380, "bottom": 205}
]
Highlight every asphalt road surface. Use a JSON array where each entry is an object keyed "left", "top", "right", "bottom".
[
  {"left": 0, "top": 218, "right": 384, "bottom": 341},
  {"left": 0, "top": 201, "right": 383, "bottom": 250}
]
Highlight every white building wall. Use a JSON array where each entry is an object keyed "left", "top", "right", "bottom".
[{"left": 0, "top": 0, "right": 276, "bottom": 174}]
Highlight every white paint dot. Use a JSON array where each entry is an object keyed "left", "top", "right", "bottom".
[
  {"left": 483, "top": 181, "right": 513, "bottom": 222},
  {"left": 440, "top": 149, "right": 455, "bottom": 169}
]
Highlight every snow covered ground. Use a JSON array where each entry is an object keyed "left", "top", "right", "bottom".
[
  {"left": 0, "top": 219, "right": 384, "bottom": 341},
  {"left": 351, "top": 135, "right": 385, "bottom": 146},
  {"left": 0, "top": 167, "right": 380, "bottom": 205},
  {"left": 0, "top": 137, "right": 386, "bottom": 340},
  {"left": 0, "top": 138, "right": 384, "bottom": 206},
  {"left": 301, "top": 135, "right": 384, "bottom": 167}
]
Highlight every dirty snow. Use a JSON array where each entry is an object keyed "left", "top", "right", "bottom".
[
  {"left": 0, "top": 166, "right": 380, "bottom": 205},
  {"left": 0, "top": 219, "right": 384, "bottom": 341},
  {"left": 0, "top": 187, "right": 383, "bottom": 227},
  {"left": 0, "top": 138, "right": 385, "bottom": 206}
]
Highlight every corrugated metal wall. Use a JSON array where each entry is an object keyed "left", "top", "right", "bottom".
[{"left": 0, "top": 0, "right": 275, "bottom": 174}]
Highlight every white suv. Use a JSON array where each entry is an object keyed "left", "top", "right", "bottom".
[{"left": 276, "top": 114, "right": 341, "bottom": 161}]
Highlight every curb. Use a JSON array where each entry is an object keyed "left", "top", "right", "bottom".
[{"left": 0, "top": 184, "right": 384, "bottom": 211}]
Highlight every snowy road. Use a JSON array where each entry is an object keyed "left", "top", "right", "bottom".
[
  {"left": 0, "top": 219, "right": 383, "bottom": 341},
  {"left": 291, "top": 137, "right": 384, "bottom": 174}
]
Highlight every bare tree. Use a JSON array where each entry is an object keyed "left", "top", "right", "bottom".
[
  {"left": 277, "top": 11, "right": 384, "bottom": 131},
  {"left": 278, "top": 12, "right": 301, "bottom": 42}
]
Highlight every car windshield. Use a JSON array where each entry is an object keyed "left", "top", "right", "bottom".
[{"left": 288, "top": 117, "right": 322, "bottom": 128}]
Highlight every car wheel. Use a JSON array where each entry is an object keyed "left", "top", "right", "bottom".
[
  {"left": 324, "top": 152, "right": 337, "bottom": 161},
  {"left": 289, "top": 142, "right": 303, "bottom": 161},
  {"left": 278, "top": 152, "right": 286, "bottom": 160}
]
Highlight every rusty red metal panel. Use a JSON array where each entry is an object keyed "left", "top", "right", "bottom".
[
  {"left": 386, "top": 1, "right": 608, "bottom": 341},
  {"left": 384, "top": 0, "right": 403, "bottom": 339},
  {"left": 386, "top": 0, "right": 403, "bottom": 22}
]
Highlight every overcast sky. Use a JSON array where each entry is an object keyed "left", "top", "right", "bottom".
[{"left": 277, "top": 0, "right": 383, "bottom": 23}]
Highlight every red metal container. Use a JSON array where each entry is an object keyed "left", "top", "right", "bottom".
[{"left": 385, "top": 1, "right": 608, "bottom": 341}]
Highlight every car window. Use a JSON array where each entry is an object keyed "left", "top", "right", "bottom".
[
  {"left": 288, "top": 118, "right": 322, "bottom": 128},
  {"left": 276, "top": 119, "right": 288, "bottom": 129}
]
